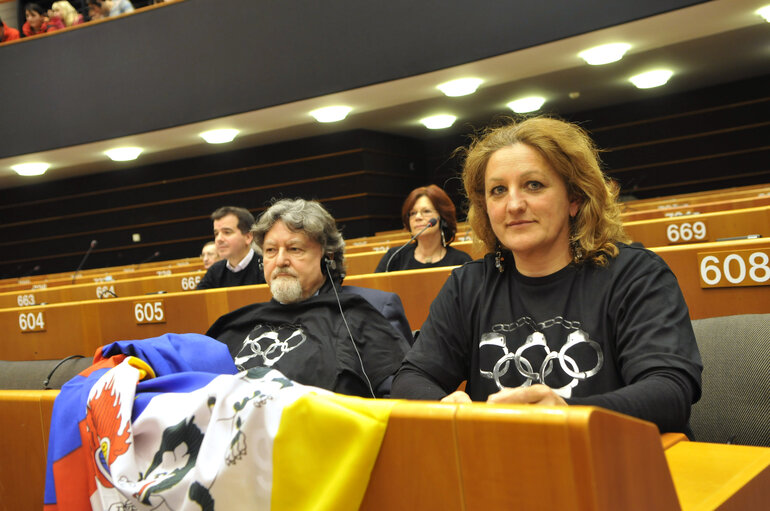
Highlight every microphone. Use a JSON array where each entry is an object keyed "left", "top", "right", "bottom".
[
  {"left": 19, "top": 265, "right": 41, "bottom": 278},
  {"left": 138, "top": 251, "right": 160, "bottom": 265},
  {"left": 72, "top": 240, "right": 97, "bottom": 284},
  {"left": 385, "top": 218, "right": 437, "bottom": 272}
]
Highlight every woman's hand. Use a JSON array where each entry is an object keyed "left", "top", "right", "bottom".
[
  {"left": 441, "top": 390, "right": 472, "bottom": 404},
  {"left": 487, "top": 384, "right": 567, "bottom": 406}
]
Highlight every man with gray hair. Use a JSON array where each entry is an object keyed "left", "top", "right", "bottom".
[{"left": 206, "top": 199, "right": 409, "bottom": 398}]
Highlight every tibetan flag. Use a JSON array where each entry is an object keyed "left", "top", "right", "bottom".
[{"left": 44, "top": 333, "right": 394, "bottom": 511}]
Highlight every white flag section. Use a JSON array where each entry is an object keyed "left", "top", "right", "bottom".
[{"left": 83, "top": 357, "right": 394, "bottom": 511}]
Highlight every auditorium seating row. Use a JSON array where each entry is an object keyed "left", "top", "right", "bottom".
[
  {"left": 2, "top": 236, "right": 769, "bottom": 360},
  {"left": 1, "top": 390, "right": 768, "bottom": 511},
  {"left": 620, "top": 194, "right": 770, "bottom": 222},
  {"left": 2, "top": 228, "right": 767, "bottom": 312},
  {"left": 4, "top": 202, "right": 767, "bottom": 304},
  {"left": 0, "top": 258, "right": 204, "bottom": 294},
  {"left": 619, "top": 183, "right": 770, "bottom": 211},
  {"left": 345, "top": 205, "right": 769, "bottom": 255},
  {"left": 345, "top": 183, "right": 770, "bottom": 246},
  {"left": 5, "top": 183, "right": 767, "bottom": 293}
]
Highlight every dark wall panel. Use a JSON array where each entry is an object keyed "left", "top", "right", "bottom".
[
  {"left": 0, "top": 0, "right": 706, "bottom": 158},
  {"left": 0, "top": 130, "right": 425, "bottom": 278}
]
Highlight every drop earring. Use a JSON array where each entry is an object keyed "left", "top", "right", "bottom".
[
  {"left": 569, "top": 217, "right": 584, "bottom": 264},
  {"left": 494, "top": 245, "right": 505, "bottom": 273}
]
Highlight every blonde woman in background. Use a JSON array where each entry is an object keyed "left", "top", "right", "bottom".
[{"left": 50, "top": 1, "right": 84, "bottom": 27}]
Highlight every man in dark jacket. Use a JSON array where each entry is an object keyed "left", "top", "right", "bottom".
[{"left": 196, "top": 206, "right": 265, "bottom": 289}]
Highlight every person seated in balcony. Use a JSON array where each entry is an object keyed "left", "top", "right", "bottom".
[
  {"left": 375, "top": 184, "right": 472, "bottom": 272},
  {"left": 0, "top": 15, "right": 20, "bottom": 42},
  {"left": 86, "top": 0, "right": 133, "bottom": 19},
  {"left": 86, "top": 0, "right": 103, "bottom": 20},
  {"left": 391, "top": 117, "right": 703, "bottom": 435},
  {"left": 22, "top": 3, "right": 59, "bottom": 36},
  {"left": 49, "top": 1, "right": 84, "bottom": 28},
  {"left": 103, "top": 0, "right": 135, "bottom": 17}
]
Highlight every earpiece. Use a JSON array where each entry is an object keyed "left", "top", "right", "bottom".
[{"left": 323, "top": 255, "right": 336, "bottom": 270}]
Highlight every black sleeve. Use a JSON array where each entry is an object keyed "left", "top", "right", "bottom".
[
  {"left": 612, "top": 255, "right": 702, "bottom": 393},
  {"left": 567, "top": 368, "right": 697, "bottom": 433},
  {"left": 391, "top": 363, "right": 449, "bottom": 400},
  {"left": 196, "top": 266, "right": 216, "bottom": 289},
  {"left": 391, "top": 270, "right": 470, "bottom": 398},
  {"left": 585, "top": 251, "right": 702, "bottom": 432}
]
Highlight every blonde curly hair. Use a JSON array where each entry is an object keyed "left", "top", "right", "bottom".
[{"left": 461, "top": 116, "right": 629, "bottom": 266}]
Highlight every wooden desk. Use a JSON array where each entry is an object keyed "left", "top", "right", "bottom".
[
  {"left": 621, "top": 195, "right": 770, "bottom": 222},
  {"left": 624, "top": 206, "right": 770, "bottom": 248},
  {"left": 0, "top": 287, "right": 265, "bottom": 360},
  {"left": 653, "top": 237, "right": 770, "bottom": 320},
  {"left": 0, "top": 266, "right": 456, "bottom": 360},
  {"left": 0, "top": 270, "right": 207, "bottom": 309},
  {"left": 2, "top": 391, "right": 768, "bottom": 511},
  {"left": 666, "top": 441, "right": 770, "bottom": 510},
  {"left": 0, "top": 261, "right": 204, "bottom": 294},
  {"left": 3, "top": 237, "right": 769, "bottom": 359},
  {"left": 621, "top": 183, "right": 770, "bottom": 211}
]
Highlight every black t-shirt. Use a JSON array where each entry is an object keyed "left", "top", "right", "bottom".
[
  {"left": 392, "top": 244, "right": 703, "bottom": 433},
  {"left": 375, "top": 244, "right": 472, "bottom": 273},
  {"left": 205, "top": 280, "right": 407, "bottom": 398},
  {"left": 196, "top": 252, "right": 265, "bottom": 289}
]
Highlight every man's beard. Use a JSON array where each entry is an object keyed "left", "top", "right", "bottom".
[{"left": 270, "top": 270, "right": 303, "bottom": 304}]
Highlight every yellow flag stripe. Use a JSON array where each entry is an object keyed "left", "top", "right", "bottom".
[{"left": 272, "top": 393, "right": 396, "bottom": 511}]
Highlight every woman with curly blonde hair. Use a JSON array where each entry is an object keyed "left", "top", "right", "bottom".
[
  {"left": 462, "top": 116, "right": 629, "bottom": 266},
  {"left": 392, "top": 116, "right": 702, "bottom": 435},
  {"left": 50, "top": 1, "right": 84, "bottom": 27}
]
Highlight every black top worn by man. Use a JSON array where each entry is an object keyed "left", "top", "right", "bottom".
[{"left": 205, "top": 199, "right": 407, "bottom": 398}]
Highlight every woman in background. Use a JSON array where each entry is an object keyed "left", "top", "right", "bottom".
[
  {"left": 50, "top": 1, "right": 84, "bottom": 27},
  {"left": 375, "top": 184, "right": 472, "bottom": 272}
]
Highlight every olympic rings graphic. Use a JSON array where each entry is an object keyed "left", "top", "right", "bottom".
[
  {"left": 235, "top": 326, "right": 307, "bottom": 369},
  {"left": 481, "top": 326, "right": 603, "bottom": 394}
]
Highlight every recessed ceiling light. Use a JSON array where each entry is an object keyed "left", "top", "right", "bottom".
[
  {"left": 200, "top": 128, "right": 239, "bottom": 144},
  {"left": 105, "top": 147, "right": 143, "bottom": 161},
  {"left": 309, "top": 106, "right": 352, "bottom": 123},
  {"left": 578, "top": 43, "right": 631, "bottom": 65},
  {"left": 437, "top": 78, "right": 483, "bottom": 97},
  {"left": 420, "top": 114, "right": 457, "bottom": 129},
  {"left": 507, "top": 96, "right": 546, "bottom": 113},
  {"left": 756, "top": 5, "right": 770, "bottom": 22},
  {"left": 629, "top": 69, "right": 673, "bottom": 89},
  {"left": 11, "top": 162, "right": 50, "bottom": 176}
]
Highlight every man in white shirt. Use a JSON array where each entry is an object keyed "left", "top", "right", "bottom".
[{"left": 196, "top": 206, "right": 265, "bottom": 289}]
